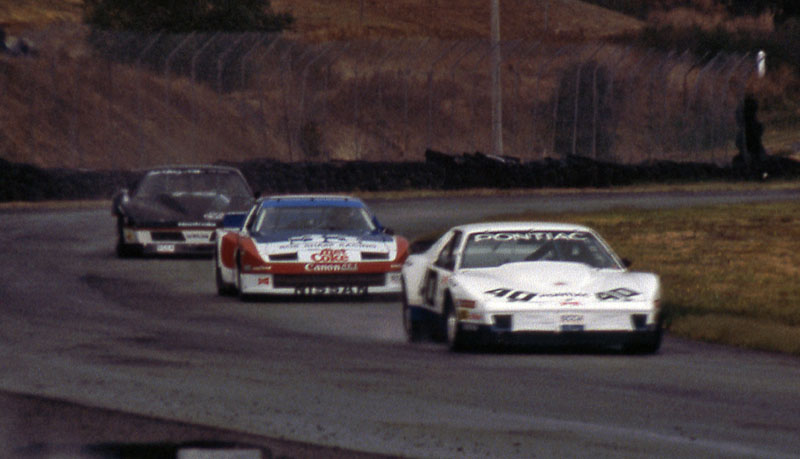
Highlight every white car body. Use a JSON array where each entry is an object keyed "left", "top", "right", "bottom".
[{"left": 401, "top": 222, "right": 663, "bottom": 352}]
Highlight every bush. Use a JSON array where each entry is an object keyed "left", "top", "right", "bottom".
[{"left": 83, "top": 0, "right": 293, "bottom": 33}]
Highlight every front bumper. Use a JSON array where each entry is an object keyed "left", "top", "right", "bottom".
[
  {"left": 239, "top": 271, "right": 403, "bottom": 296},
  {"left": 121, "top": 227, "right": 215, "bottom": 255},
  {"left": 456, "top": 307, "right": 660, "bottom": 348},
  {"left": 459, "top": 323, "right": 660, "bottom": 348}
]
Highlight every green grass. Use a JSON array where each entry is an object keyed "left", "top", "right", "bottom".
[{"left": 485, "top": 199, "right": 800, "bottom": 355}]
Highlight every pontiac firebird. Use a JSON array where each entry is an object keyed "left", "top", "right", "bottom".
[
  {"left": 401, "top": 222, "right": 663, "bottom": 353},
  {"left": 214, "top": 195, "right": 409, "bottom": 299}
]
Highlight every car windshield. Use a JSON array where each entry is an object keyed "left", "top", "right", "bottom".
[
  {"left": 460, "top": 230, "right": 621, "bottom": 269},
  {"left": 135, "top": 170, "right": 251, "bottom": 198},
  {"left": 252, "top": 205, "right": 376, "bottom": 233}
]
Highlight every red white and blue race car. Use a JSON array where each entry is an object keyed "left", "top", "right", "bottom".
[
  {"left": 401, "top": 222, "right": 663, "bottom": 352},
  {"left": 214, "top": 195, "right": 409, "bottom": 298}
]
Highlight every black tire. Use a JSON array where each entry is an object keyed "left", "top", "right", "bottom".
[
  {"left": 402, "top": 280, "right": 424, "bottom": 343},
  {"left": 234, "top": 257, "right": 254, "bottom": 302},
  {"left": 116, "top": 217, "right": 136, "bottom": 258},
  {"left": 444, "top": 300, "right": 469, "bottom": 352},
  {"left": 624, "top": 317, "right": 664, "bottom": 355},
  {"left": 214, "top": 250, "right": 235, "bottom": 296}
]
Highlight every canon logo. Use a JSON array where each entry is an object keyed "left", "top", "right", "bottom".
[{"left": 304, "top": 263, "right": 358, "bottom": 272}]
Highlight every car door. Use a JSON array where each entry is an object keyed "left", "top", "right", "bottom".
[{"left": 421, "top": 230, "right": 462, "bottom": 314}]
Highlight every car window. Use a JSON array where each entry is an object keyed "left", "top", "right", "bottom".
[
  {"left": 253, "top": 205, "right": 376, "bottom": 233},
  {"left": 135, "top": 170, "right": 251, "bottom": 197},
  {"left": 434, "top": 230, "right": 462, "bottom": 271},
  {"left": 460, "top": 230, "right": 620, "bottom": 269}
]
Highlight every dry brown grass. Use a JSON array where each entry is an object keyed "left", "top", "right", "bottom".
[
  {"left": 1, "top": 1, "right": 797, "bottom": 169},
  {"left": 0, "top": 0, "right": 83, "bottom": 33},
  {"left": 272, "top": 0, "right": 643, "bottom": 42},
  {"left": 647, "top": 7, "right": 775, "bottom": 35}
]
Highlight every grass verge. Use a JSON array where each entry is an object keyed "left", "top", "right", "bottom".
[{"left": 489, "top": 199, "right": 800, "bottom": 355}]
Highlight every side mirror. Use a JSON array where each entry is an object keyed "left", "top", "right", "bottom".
[
  {"left": 111, "top": 188, "right": 129, "bottom": 216},
  {"left": 621, "top": 258, "right": 633, "bottom": 268}
]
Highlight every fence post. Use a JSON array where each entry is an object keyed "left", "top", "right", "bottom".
[
  {"left": 217, "top": 33, "right": 247, "bottom": 93},
  {"left": 164, "top": 32, "right": 195, "bottom": 106},
  {"left": 571, "top": 44, "right": 604, "bottom": 158},
  {"left": 427, "top": 40, "right": 462, "bottom": 150}
]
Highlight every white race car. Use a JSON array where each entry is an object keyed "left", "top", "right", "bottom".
[{"left": 401, "top": 222, "right": 663, "bottom": 353}]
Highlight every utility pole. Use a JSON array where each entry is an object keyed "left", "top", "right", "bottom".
[{"left": 490, "top": 0, "right": 504, "bottom": 156}]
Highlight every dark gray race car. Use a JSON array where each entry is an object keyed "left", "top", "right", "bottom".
[{"left": 112, "top": 165, "right": 255, "bottom": 257}]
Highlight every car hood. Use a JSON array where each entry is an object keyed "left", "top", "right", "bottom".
[
  {"left": 123, "top": 193, "right": 253, "bottom": 225},
  {"left": 253, "top": 230, "right": 398, "bottom": 262},
  {"left": 455, "top": 261, "right": 658, "bottom": 303}
]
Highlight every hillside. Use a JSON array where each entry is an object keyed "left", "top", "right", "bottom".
[{"left": 3, "top": 1, "right": 797, "bottom": 170}]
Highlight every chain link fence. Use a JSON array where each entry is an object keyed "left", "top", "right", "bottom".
[{"left": 5, "top": 25, "right": 756, "bottom": 170}]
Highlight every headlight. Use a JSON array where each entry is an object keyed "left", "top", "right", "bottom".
[{"left": 456, "top": 299, "right": 476, "bottom": 309}]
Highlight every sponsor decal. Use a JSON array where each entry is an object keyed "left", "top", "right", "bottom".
[
  {"left": 596, "top": 287, "right": 640, "bottom": 301},
  {"left": 278, "top": 234, "right": 382, "bottom": 251},
  {"left": 560, "top": 299, "right": 582, "bottom": 307},
  {"left": 311, "top": 248, "right": 349, "bottom": 263},
  {"left": 294, "top": 285, "right": 367, "bottom": 296},
  {"left": 204, "top": 211, "right": 225, "bottom": 221},
  {"left": 473, "top": 231, "right": 589, "bottom": 243},
  {"left": 485, "top": 288, "right": 589, "bottom": 303},
  {"left": 304, "top": 263, "right": 358, "bottom": 272},
  {"left": 258, "top": 277, "right": 271, "bottom": 285},
  {"left": 560, "top": 314, "right": 584, "bottom": 324},
  {"left": 184, "top": 230, "right": 212, "bottom": 241},
  {"left": 559, "top": 313, "right": 585, "bottom": 332},
  {"left": 537, "top": 292, "right": 589, "bottom": 298}
]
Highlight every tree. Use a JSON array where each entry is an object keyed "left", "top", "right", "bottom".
[{"left": 84, "top": 0, "right": 293, "bottom": 32}]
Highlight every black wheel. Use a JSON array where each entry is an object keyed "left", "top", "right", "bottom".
[
  {"left": 444, "top": 300, "right": 469, "bottom": 351},
  {"left": 234, "top": 256, "right": 254, "bottom": 302},
  {"left": 214, "top": 250, "right": 235, "bottom": 296},
  {"left": 402, "top": 280, "right": 424, "bottom": 342},
  {"left": 624, "top": 317, "right": 663, "bottom": 354},
  {"left": 115, "top": 217, "right": 136, "bottom": 258}
]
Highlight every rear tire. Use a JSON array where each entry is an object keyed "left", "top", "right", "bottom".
[{"left": 402, "top": 280, "right": 424, "bottom": 343}]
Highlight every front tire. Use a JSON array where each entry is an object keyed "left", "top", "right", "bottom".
[
  {"left": 624, "top": 317, "right": 663, "bottom": 354},
  {"left": 444, "top": 301, "right": 469, "bottom": 351},
  {"left": 115, "top": 217, "right": 136, "bottom": 258},
  {"left": 214, "top": 250, "right": 236, "bottom": 296},
  {"left": 402, "top": 280, "right": 424, "bottom": 342}
]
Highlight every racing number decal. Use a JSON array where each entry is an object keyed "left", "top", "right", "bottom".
[{"left": 485, "top": 288, "right": 537, "bottom": 302}]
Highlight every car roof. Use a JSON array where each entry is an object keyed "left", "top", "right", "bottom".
[
  {"left": 451, "top": 221, "right": 595, "bottom": 234},
  {"left": 258, "top": 194, "right": 367, "bottom": 208}
]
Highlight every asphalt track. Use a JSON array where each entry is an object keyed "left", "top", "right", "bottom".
[{"left": 2, "top": 189, "right": 800, "bottom": 458}]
